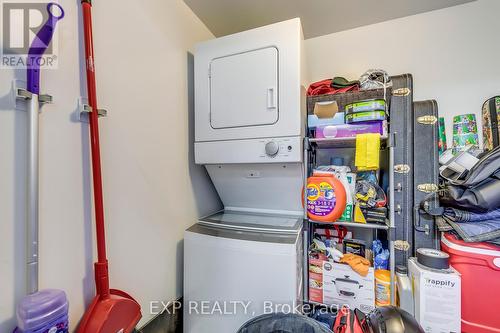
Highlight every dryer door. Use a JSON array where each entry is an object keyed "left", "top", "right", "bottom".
[{"left": 210, "top": 47, "right": 279, "bottom": 129}]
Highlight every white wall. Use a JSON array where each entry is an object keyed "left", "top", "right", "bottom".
[
  {"left": 0, "top": 0, "right": 220, "bottom": 331},
  {"left": 305, "top": 0, "right": 500, "bottom": 145}
]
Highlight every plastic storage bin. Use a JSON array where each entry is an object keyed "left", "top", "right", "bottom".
[
  {"left": 441, "top": 233, "right": 500, "bottom": 333},
  {"left": 314, "top": 121, "right": 387, "bottom": 139}
]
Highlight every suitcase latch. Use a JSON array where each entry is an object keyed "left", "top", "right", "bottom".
[
  {"left": 417, "top": 115, "right": 437, "bottom": 125},
  {"left": 392, "top": 87, "right": 411, "bottom": 96},
  {"left": 394, "top": 240, "right": 410, "bottom": 252},
  {"left": 394, "top": 164, "right": 410, "bottom": 174},
  {"left": 417, "top": 183, "right": 439, "bottom": 193}
]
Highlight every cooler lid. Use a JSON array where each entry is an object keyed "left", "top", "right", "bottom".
[
  {"left": 199, "top": 210, "right": 303, "bottom": 234},
  {"left": 442, "top": 233, "right": 500, "bottom": 256}
]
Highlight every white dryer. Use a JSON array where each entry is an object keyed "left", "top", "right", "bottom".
[
  {"left": 194, "top": 17, "right": 306, "bottom": 165},
  {"left": 185, "top": 18, "right": 307, "bottom": 333}
]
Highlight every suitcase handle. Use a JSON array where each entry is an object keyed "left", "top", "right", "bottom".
[{"left": 413, "top": 205, "right": 430, "bottom": 234}]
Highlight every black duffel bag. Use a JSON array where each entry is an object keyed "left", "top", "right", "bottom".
[{"left": 438, "top": 146, "right": 500, "bottom": 213}]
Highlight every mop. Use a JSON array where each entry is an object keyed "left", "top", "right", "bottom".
[
  {"left": 14, "top": 4, "right": 69, "bottom": 333},
  {"left": 76, "top": 1, "right": 141, "bottom": 332}
]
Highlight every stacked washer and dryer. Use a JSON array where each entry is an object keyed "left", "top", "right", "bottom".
[{"left": 183, "top": 19, "right": 307, "bottom": 332}]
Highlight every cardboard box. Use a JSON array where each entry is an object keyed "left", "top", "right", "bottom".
[
  {"left": 323, "top": 262, "right": 375, "bottom": 313},
  {"left": 313, "top": 101, "right": 339, "bottom": 119},
  {"left": 408, "top": 258, "right": 461, "bottom": 333},
  {"left": 307, "top": 112, "right": 344, "bottom": 129},
  {"left": 309, "top": 258, "right": 375, "bottom": 313}
]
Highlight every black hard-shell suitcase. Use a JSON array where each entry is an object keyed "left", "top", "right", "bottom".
[
  {"left": 413, "top": 100, "right": 440, "bottom": 251},
  {"left": 389, "top": 74, "right": 414, "bottom": 266},
  {"left": 482, "top": 96, "right": 500, "bottom": 151}
]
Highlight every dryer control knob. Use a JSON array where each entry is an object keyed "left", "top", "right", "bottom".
[{"left": 265, "top": 141, "right": 280, "bottom": 157}]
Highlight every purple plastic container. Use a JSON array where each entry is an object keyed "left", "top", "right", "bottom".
[
  {"left": 15, "top": 289, "right": 69, "bottom": 333},
  {"left": 315, "top": 121, "right": 387, "bottom": 139}
]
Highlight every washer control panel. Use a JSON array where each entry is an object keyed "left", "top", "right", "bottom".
[
  {"left": 259, "top": 137, "right": 299, "bottom": 160},
  {"left": 195, "top": 136, "right": 302, "bottom": 164}
]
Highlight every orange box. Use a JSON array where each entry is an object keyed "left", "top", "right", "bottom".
[{"left": 309, "top": 258, "right": 324, "bottom": 303}]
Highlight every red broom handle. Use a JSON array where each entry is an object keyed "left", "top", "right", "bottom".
[{"left": 81, "top": 0, "right": 109, "bottom": 297}]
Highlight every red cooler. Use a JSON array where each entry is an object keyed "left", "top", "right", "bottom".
[{"left": 441, "top": 233, "right": 500, "bottom": 333}]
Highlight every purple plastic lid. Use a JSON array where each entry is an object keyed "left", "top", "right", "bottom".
[{"left": 16, "top": 289, "right": 69, "bottom": 331}]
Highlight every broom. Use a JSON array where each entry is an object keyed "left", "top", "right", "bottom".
[{"left": 76, "top": 1, "right": 141, "bottom": 332}]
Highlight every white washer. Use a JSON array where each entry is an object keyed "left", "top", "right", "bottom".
[{"left": 184, "top": 211, "right": 303, "bottom": 333}]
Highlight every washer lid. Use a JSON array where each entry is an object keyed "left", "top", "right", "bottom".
[
  {"left": 199, "top": 210, "right": 303, "bottom": 234},
  {"left": 442, "top": 233, "right": 500, "bottom": 257}
]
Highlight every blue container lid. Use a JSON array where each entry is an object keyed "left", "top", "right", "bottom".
[{"left": 16, "top": 289, "right": 69, "bottom": 331}]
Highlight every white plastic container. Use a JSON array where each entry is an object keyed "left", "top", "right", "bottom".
[
  {"left": 395, "top": 265, "right": 414, "bottom": 315},
  {"left": 315, "top": 165, "right": 355, "bottom": 221},
  {"left": 408, "top": 257, "right": 461, "bottom": 333}
]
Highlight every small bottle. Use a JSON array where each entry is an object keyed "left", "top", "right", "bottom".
[
  {"left": 395, "top": 265, "right": 414, "bottom": 315},
  {"left": 375, "top": 269, "right": 391, "bottom": 307}
]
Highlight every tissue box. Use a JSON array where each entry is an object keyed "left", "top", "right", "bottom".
[
  {"left": 308, "top": 112, "right": 345, "bottom": 129},
  {"left": 315, "top": 121, "right": 387, "bottom": 139}
]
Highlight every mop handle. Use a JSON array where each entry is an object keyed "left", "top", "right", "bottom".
[
  {"left": 81, "top": 0, "right": 110, "bottom": 297},
  {"left": 27, "top": 3, "right": 64, "bottom": 94},
  {"left": 25, "top": 3, "right": 64, "bottom": 295},
  {"left": 26, "top": 95, "right": 40, "bottom": 294}
]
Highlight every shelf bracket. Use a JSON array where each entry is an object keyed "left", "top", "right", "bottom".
[
  {"left": 303, "top": 137, "right": 311, "bottom": 150},
  {"left": 387, "top": 133, "right": 396, "bottom": 148},
  {"left": 388, "top": 226, "right": 396, "bottom": 240}
]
